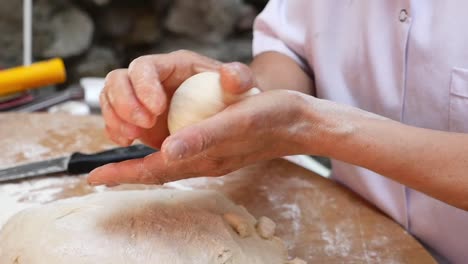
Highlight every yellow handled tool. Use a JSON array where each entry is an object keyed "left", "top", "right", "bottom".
[{"left": 0, "top": 58, "right": 67, "bottom": 96}]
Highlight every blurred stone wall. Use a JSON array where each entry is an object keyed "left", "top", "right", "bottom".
[{"left": 0, "top": 0, "right": 267, "bottom": 82}]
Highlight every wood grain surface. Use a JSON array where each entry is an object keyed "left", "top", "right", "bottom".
[{"left": 0, "top": 113, "right": 435, "bottom": 263}]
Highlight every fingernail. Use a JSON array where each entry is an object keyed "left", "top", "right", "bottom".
[
  {"left": 224, "top": 63, "right": 240, "bottom": 77},
  {"left": 225, "top": 62, "right": 251, "bottom": 89},
  {"left": 165, "top": 139, "right": 188, "bottom": 161}
]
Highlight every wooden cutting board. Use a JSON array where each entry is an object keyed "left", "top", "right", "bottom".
[{"left": 0, "top": 113, "right": 435, "bottom": 263}]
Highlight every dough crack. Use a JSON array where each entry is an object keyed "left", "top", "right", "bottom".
[{"left": 54, "top": 207, "right": 84, "bottom": 221}]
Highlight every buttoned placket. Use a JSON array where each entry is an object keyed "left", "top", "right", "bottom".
[{"left": 398, "top": 2, "right": 413, "bottom": 231}]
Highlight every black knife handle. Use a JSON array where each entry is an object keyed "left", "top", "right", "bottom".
[{"left": 67, "top": 145, "right": 156, "bottom": 174}]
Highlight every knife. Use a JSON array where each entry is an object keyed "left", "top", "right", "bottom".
[{"left": 0, "top": 144, "right": 156, "bottom": 183}]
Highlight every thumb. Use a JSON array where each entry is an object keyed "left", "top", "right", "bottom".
[
  {"left": 161, "top": 109, "right": 241, "bottom": 162},
  {"left": 220, "top": 62, "right": 258, "bottom": 94}
]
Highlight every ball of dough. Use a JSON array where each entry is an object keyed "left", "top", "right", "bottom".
[
  {"left": 167, "top": 71, "right": 260, "bottom": 134},
  {"left": 0, "top": 190, "right": 287, "bottom": 264}
]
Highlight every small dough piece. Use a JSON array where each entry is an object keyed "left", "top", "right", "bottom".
[
  {"left": 256, "top": 216, "right": 276, "bottom": 240},
  {"left": 223, "top": 212, "right": 253, "bottom": 238},
  {"left": 0, "top": 190, "right": 287, "bottom": 264},
  {"left": 286, "top": 257, "right": 307, "bottom": 264}
]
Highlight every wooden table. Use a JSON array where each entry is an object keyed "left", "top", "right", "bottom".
[{"left": 0, "top": 113, "right": 435, "bottom": 263}]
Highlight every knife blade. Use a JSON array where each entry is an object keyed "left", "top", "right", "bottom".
[{"left": 0, "top": 144, "right": 156, "bottom": 183}]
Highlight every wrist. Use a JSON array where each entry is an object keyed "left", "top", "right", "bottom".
[
  {"left": 280, "top": 92, "right": 337, "bottom": 157},
  {"left": 301, "top": 97, "right": 391, "bottom": 160},
  {"left": 298, "top": 97, "right": 369, "bottom": 158}
]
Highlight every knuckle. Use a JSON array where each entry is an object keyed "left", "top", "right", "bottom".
[
  {"left": 128, "top": 56, "right": 144, "bottom": 69},
  {"left": 140, "top": 157, "right": 164, "bottom": 184},
  {"left": 197, "top": 128, "right": 214, "bottom": 152},
  {"left": 105, "top": 69, "right": 124, "bottom": 83},
  {"left": 128, "top": 55, "right": 153, "bottom": 74},
  {"left": 241, "top": 110, "right": 261, "bottom": 132},
  {"left": 115, "top": 93, "right": 134, "bottom": 109},
  {"left": 129, "top": 103, "right": 145, "bottom": 118},
  {"left": 137, "top": 161, "right": 153, "bottom": 183},
  {"left": 107, "top": 92, "right": 137, "bottom": 115},
  {"left": 172, "top": 49, "right": 194, "bottom": 58},
  {"left": 104, "top": 70, "right": 127, "bottom": 103},
  {"left": 128, "top": 59, "right": 157, "bottom": 94}
]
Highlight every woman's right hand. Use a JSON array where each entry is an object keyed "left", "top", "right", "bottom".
[{"left": 100, "top": 50, "right": 257, "bottom": 148}]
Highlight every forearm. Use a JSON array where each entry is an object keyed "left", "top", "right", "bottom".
[
  {"left": 307, "top": 99, "right": 468, "bottom": 210},
  {"left": 250, "top": 51, "right": 315, "bottom": 95}
]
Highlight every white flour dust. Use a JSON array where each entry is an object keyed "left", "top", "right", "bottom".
[
  {"left": 165, "top": 176, "right": 226, "bottom": 190},
  {"left": 0, "top": 143, "right": 52, "bottom": 168},
  {"left": 0, "top": 176, "right": 91, "bottom": 229},
  {"left": 319, "top": 221, "right": 353, "bottom": 257},
  {"left": 279, "top": 203, "right": 302, "bottom": 235}
]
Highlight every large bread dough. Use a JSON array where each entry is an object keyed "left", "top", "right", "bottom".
[{"left": 0, "top": 190, "right": 288, "bottom": 264}]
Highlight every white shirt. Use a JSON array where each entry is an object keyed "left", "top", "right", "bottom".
[{"left": 253, "top": 1, "right": 468, "bottom": 262}]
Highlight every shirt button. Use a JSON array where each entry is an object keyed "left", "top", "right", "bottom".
[{"left": 399, "top": 9, "right": 408, "bottom": 22}]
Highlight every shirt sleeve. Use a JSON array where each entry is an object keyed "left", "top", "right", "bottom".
[{"left": 252, "top": 0, "right": 310, "bottom": 71}]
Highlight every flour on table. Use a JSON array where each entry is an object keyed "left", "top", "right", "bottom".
[
  {"left": 320, "top": 221, "right": 353, "bottom": 257},
  {"left": 0, "top": 175, "right": 93, "bottom": 229}
]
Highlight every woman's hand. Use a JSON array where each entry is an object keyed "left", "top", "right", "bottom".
[
  {"left": 100, "top": 50, "right": 256, "bottom": 148},
  {"left": 88, "top": 90, "right": 318, "bottom": 186},
  {"left": 91, "top": 50, "right": 321, "bottom": 187}
]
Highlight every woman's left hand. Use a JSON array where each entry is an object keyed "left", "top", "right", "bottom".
[{"left": 88, "top": 90, "right": 322, "bottom": 186}]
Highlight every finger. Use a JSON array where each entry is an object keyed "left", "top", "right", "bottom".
[
  {"left": 128, "top": 51, "right": 221, "bottom": 110},
  {"left": 158, "top": 50, "right": 222, "bottom": 90},
  {"left": 137, "top": 110, "right": 170, "bottom": 149},
  {"left": 100, "top": 92, "right": 142, "bottom": 140},
  {"left": 161, "top": 108, "right": 246, "bottom": 161},
  {"left": 87, "top": 152, "right": 175, "bottom": 185},
  {"left": 104, "top": 125, "right": 133, "bottom": 147},
  {"left": 128, "top": 56, "right": 168, "bottom": 115},
  {"left": 220, "top": 62, "right": 257, "bottom": 94},
  {"left": 105, "top": 69, "right": 155, "bottom": 128}
]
